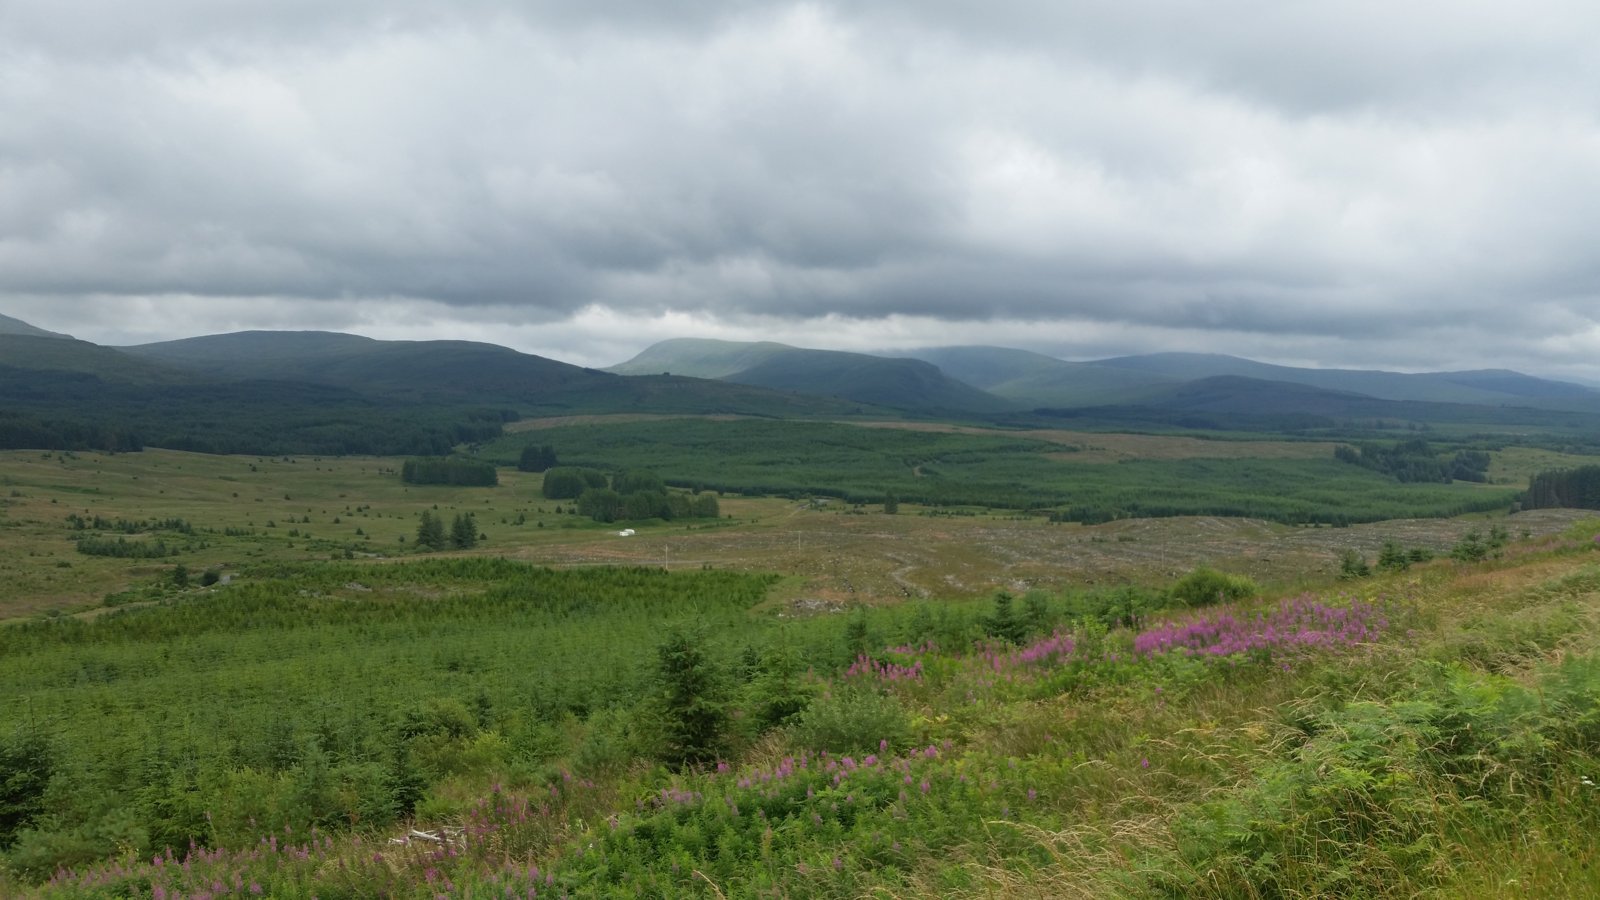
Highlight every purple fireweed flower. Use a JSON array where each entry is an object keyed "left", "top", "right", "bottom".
[{"left": 1133, "top": 594, "right": 1391, "bottom": 659}]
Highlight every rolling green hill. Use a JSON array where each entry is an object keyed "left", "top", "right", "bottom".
[
  {"left": 124, "top": 331, "right": 605, "bottom": 402},
  {"left": 0, "top": 334, "right": 190, "bottom": 384},
  {"left": 126, "top": 331, "right": 886, "bottom": 417},
  {"left": 0, "top": 330, "right": 892, "bottom": 454}
]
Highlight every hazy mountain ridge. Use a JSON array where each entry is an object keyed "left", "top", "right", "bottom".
[
  {"left": 1090, "top": 351, "right": 1600, "bottom": 410},
  {"left": 4, "top": 309, "right": 1598, "bottom": 443},
  {"left": 609, "top": 338, "right": 1014, "bottom": 414},
  {"left": 896, "top": 346, "right": 1179, "bottom": 407},
  {"left": 1023, "top": 374, "right": 1600, "bottom": 437},
  {"left": 0, "top": 319, "right": 887, "bottom": 455},
  {"left": 605, "top": 338, "right": 797, "bottom": 380},
  {"left": 0, "top": 313, "right": 70, "bottom": 339}
]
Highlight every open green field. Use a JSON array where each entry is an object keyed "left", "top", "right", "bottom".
[{"left": 0, "top": 447, "right": 1584, "bottom": 623}]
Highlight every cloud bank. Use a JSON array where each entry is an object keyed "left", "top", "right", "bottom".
[{"left": 3, "top": 1, "right": 1598, "bottom": 376}]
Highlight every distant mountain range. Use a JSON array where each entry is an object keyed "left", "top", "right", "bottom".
[
  {"left": 0, "top": 320, "right": 883, "bottom": 455},
  {"left": 4, "top": 311, "right": 1600, "bottom": 455},
  {"left": 612, "top": 338, "right": 1600, "bottom": 414},
  {"left": 883, "top": 346, "right": 1600, "bottom": 411}
]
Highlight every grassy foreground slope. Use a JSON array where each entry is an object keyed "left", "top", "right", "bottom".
[{"left": 9, "top": 521, "right": 1600, "bottom": 897}]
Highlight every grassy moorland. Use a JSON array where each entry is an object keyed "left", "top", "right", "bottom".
[
  {"left": 5, "top": 520, "right": 1600, "bottom": 897},
  {"left": 0, "top": 447, "right": 1582, "bottom": 621}
]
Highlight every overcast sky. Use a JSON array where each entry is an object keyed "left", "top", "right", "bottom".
[{"left": 4, "top": 1, "right": 1599, "bottom": 378}]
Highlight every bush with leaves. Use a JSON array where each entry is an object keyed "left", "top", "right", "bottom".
[
  {"left": 541, "top": 467, "right": 608, "bottom": 500},
  {"left": 788, "top": 687, "right": 911, "bottom": 755},
  {"left": 1169, "top": 566, "right": 1257, "bottom": 607}
]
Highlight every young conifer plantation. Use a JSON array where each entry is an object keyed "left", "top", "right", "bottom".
[{"left": 6, "top": 513, "right": 1600, "bottom": 897}]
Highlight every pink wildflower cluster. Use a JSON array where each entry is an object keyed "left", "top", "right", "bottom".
[
  {"left": 653, "top": 742, "right": 954, "bottom": 812},
  {"left": 1133, "top": 594, "right": 1390, "bottom": 658},
  {"left": 845, "top": 640, "right": 939, "bottom": 683},
  {"left": 50, "top": 831, "right": 330, "bottom": 899},
  {"left": 975, "top": 630, "right": 1078, "bottom": 672},
  {"left": 845, "top": 653, "right": 924, "bottom": 682}
]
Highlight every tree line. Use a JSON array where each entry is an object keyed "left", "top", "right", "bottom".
[
  {"left": 0, "top": 369, "right": 512, "bottom": 456},
  {"left": 541, "top": 466, "right": 720, "bottom": 523},
  {"left": 1523, "top": 465, "right": 1600, "bottom": 510},
  {"left": 0, "top": 411, "right": 143, "bottom": 453},
  {"left": 1333, "top": 439, "right": 1490, "bottom": 483},
  {"left": 401, "top": 457, "right": 498, "bottom": 486}
]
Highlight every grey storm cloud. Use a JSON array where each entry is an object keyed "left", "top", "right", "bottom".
[{"left": 3, "top": 0, "right": 1600, "bottom": 375}]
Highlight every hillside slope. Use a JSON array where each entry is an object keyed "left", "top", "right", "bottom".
[
  {"left": 0, "top": 313, "right": 70, "bottom": 339},
  {"left": 0, "top": 335, "right": 190, "bottom": 384},
  {"left": 605, "top": 338, "right": 795, "bottom": 379},
  {"left": 125, "top": 331, "right": 605, "bottom": 402}
]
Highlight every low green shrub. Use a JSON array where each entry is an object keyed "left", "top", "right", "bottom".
[
  {"left": 1168, "top": 566, "right": 1257, "bottom": 607},
  {"left": 789, "top": 688, "right": 911, "bottom": 755}
]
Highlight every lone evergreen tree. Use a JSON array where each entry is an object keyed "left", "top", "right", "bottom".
[
  {"left": 1377, "top": 541, "right": 1410, "bottom": 572},
  {"left": 751, "top": 642, "right": 814, "bottom": 730},
  {"left": 1023, "top": 590, "right": 1052, "bottom": 637},
  {"left": 1338, "top": 548, "right": 1371, "bottom": 579},
  {"left": 842, "top": 608, "right": 871, "bottom": 662},
  {"left": 985, "top": 590, "right": 1027, "bottom": 644},
  {"left": 416, "top": 511, "right": 446, "bottom": 551},
  {"left": 652, "top": 627, "right": 728, "bottom": 769},
  {"left": 450, "top": 513, "right": 478, "bottom": 549}
]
